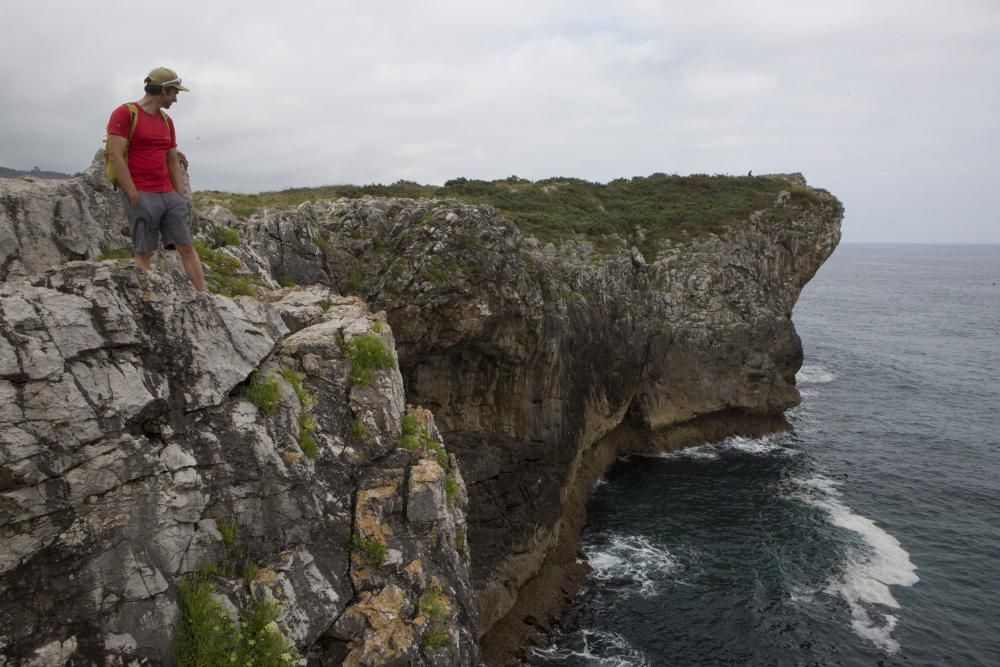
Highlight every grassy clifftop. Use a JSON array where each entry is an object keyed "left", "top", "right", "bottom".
[{"left": 195, "top": 173, "right": 834, "bottom": 254}]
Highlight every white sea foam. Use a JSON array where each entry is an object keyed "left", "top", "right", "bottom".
[
  {"left": 530, "top": 629, "right": 650, "bottom": 666},
  {"left": 724, "top": 434, "right": 795, "bottom": 455},
  {"left": 657, "top": 442, "right": 720, "bottom": 461},
  {"left": 656, "top": 433, "right": 798, "bottom": 460},
  {"left": 584, "top": 534, "right": 678, "bottom": 597},
  {"left": 795, "top": 475, "right": 919, "bottom": 654},
  {"left": 797, "top": 364, "right": 836, "bottom": 385}
]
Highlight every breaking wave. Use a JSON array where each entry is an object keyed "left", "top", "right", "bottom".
[
  {"left": 797, "top": 364, "right": 836, "bottom": 385},
  {"left": 656, "top": 433, "right": 798, "bottom": 461},
  {"left": 583, "top": 534, "right": 679, "bottom": 597},
  {"left": 794, "top": 476, "right": 919, "bottom": 653},
  {"left": 530, "top": 629, "right": 650, "bottom": 666}
]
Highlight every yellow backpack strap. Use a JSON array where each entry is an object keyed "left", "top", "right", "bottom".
[
  {"left": 159, "top": 109, "right": 171, "bottom": 131},
  {"left": 125, "top": 103, "right": 139, "bottom": 145}
]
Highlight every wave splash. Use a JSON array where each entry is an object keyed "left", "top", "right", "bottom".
[
  {"left": 583, "top": 534, "right": 679, "bottom": 597},
  {"left": 797, "top": 364, "right": 836, "bottom": 385},
  {"left": 656, "top": 433, "right": 797, "bottom": 461},
  {"left": 530, "top": 629, "right": 650, "bottom": 666},
  {"left": 795, "top": 476, "right": 919, "bottom": 654}
]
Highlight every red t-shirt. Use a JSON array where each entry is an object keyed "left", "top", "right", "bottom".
[{"left": 107, "top": 103, "right": 177, "bottom": 192}]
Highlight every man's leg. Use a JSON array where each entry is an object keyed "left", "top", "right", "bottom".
[
  {"left": 124, "top": 192, "right": 157, "bottom": 271},
  {"left": 160, "top": 192, "right": 207, "bottom": 293},
  {"left": 176, "top": 244, "right": 208, "bottom": 292},
  {"left": 133, "top": 251, "right": 154, "bottom": 270}
]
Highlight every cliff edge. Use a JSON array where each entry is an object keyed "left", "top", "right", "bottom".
[{"left": 0, "top": 160, "right": 842, "bottom": 665}]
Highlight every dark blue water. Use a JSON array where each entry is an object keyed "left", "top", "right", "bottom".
[{"left": 531, "top": 244, "right": 1000, "bottom": 666}]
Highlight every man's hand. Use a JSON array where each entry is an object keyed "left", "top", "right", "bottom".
[{"left": 126, "top": 188, "right": 139, "bottom": 207}]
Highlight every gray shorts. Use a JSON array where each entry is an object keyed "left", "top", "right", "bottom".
[{"left": 123, "top": 191, "right": 192, "bottom": 253}]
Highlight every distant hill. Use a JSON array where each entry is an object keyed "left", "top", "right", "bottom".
[{"left": 0, "top": 166, "right": 72, "bottom": 180}]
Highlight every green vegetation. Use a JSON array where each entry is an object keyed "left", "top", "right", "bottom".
[
  {"left": 455, "top": 528, "right": 465, "bottom": 551},
  {"left": 318, "top": 298, "right": 331, "bottom": 312},
  {"left": 419, "top": 586, "right": 451, "bottom": 649},
  {"left": 98, "top": 248, "right": 133, "bottom": 260},
  {"left": 173, "top": 576, "right": 298, "bottom": 667},
  {"left": 423, "top": 623, "right": 449, "bottom": 649},
  {"left": 354, "top": 533, "right": 387, "bottom": 567},
  {"left": 195, "top": 173, "right": 828, "bottom": 255},
  {"left": 445, "top": 473, "right": 458, "bottom": 502},
  {"left": 299, "top": 430, "right": 317, "bottom": 458},
  {"left": 278, "top": 275, "right": 296, "bottom": 288},
  {"left": 217, "top": 521, "right": 237, "bottom": 547},
  {"left": 193, "top": 239, "right": 262, "bottom": 297},
  {"left": 282, "top": 367, "right": 319, "bottom": 458},
  {"left": 341, "top": 333, "right": 395, "bottom": 386},
  {"left": 398, "top": 414, "right": 450, "bottom": 470},
  {"left": 243, "top": 560, "right": 259, "bottom": 588},
  {"left": 419, "top": 586, "right": 450, "bottom": 621},
  {"left": 213, "top": 226, "right": 241, "bottom": 247},
  {"left": 281, "top": 368, "right": 316, "bottom": 409},
  {"left": 244, "top": 372, "right": 281, "bottom": 417}
]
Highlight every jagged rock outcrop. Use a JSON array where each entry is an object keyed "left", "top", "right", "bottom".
[
  {"left": 0, "top": 169, "right": 479, "bottom": 665},
  {"left": 1, "top": 160, "right": 841, "bottom": 665}
]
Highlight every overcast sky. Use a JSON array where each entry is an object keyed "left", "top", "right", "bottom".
[{"left": 2, "top": 0, "right": 998, "bottom": 243}]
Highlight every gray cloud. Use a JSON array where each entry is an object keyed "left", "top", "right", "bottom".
[{"left": 2, "top": 0, "right": 998, "bottom": 242}]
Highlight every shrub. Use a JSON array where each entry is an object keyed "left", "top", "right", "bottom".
[
  {"left": 445, "top": 474, "right": 458, "bottom": 502},
  {"left": 354, "top": 534, "right": 387, "bottom": 567},
  {"left": 423, "top": 623, "right": 449, "bottom": 649},
  {"left": 213, "top": 227, "right": 240, "bottom": 246},
  {"left": 243, "top": 561, "right": 259, "bottom": 587},
  {"left": 282, "top": 367, "right": 316, "bottom": 409},
  {"left": 193, "top": 238, "right": 265, "bottom": 297},
  {"left": 300, "top": 430, "right": 318, "bottom": 458},
  {"left": 173, "top": 576, "right": 299, "bottom": 667},
  {"left": 342, "top": 333, "right": 395, "bottom": 386},
  {"left": 173, "top": 577, "right": 236, "bottom": 666},
  {"left": 217, "top": 521, "right": 237, "bottom": 547},
  {"left": 455, "top": 529, "right": 465, "bottom": 551},
  {"left": 429, "top": 441, "right": 448, "bottom": 470},
  {"left": 278, "top": 275, "right": 296, "bottom": 288},
  {"left": 244, "top": 372, "right": 281, "bottom": 416},
  {"left": 419, "top": 586, "right": 450, "bottom": 622}
]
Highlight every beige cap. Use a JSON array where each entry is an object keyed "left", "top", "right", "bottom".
[{"left": 145, "top": 67, "right": 190, "bottom": 91}]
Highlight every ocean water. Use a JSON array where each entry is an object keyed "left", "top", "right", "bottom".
[{"left": 530, "top": 244, "right": 1000, "bottom": 666}]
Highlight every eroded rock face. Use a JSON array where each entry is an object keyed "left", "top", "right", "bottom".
[
  {"left": 0, "top": 260, "right": 478, "bottom": 665},
  {"left": 232, "top": 186, "right": 842, "bottom": 645}
]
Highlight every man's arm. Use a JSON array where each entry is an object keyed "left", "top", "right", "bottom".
[
  {"left": 107, "top": 135, "right": 139, "bottom": 206},
  {"left": 167, "top": 149, "right": 187, "bottom": 196}
]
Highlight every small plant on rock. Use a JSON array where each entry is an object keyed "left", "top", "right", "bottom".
[
  {"left": 98, "top": 247, "right": 133, "bottom": 260},
  {"left": 423, "top": 623, "right": 449, "bottom": 649},
  {"left": 213, "top": 227, "right": 240, "bottom": 247},
  {"left": 354, "top": 533, "right": 387, "bottom": 567},
  {"left": 342, "top": 333, "right": 395, "bottom": 386},
  {"left": 244, "top": 372, "right": 281, "bottom": 416}
]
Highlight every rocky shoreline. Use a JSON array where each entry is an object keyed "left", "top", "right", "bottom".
[{"left": 0, "top": 158, "right": 841, "bottom": 665}]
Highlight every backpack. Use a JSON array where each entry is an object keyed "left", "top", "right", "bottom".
[{"left": 103, "top": 103, "right": 171, "bottom": 188}]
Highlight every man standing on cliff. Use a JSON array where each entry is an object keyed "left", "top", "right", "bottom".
[{"left": 106, "top": 67, "right": 207, "bottom": 292}]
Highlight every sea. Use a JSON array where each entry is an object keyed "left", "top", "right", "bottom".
[{"left": 529, "top": 244, "right": 1000, "bottom": 666}]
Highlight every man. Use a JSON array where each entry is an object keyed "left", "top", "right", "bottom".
[{"left": 106, "top": 67, "right": 207, "bottom": 292}]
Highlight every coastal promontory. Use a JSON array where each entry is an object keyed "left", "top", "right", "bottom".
[{"left": 0, "top": 160, "right": 841, "bottom": 665}]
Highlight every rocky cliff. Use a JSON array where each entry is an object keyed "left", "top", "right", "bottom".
[{"left": 0, "top": 158, "right": 841, "bottom": 665}]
